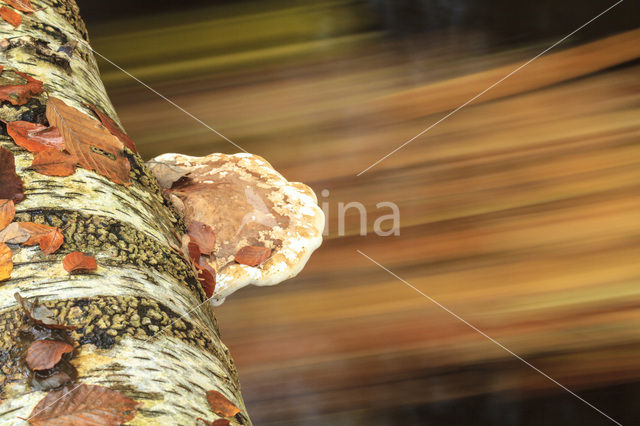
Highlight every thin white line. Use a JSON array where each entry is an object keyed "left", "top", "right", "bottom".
[
  {"left": 356, "top": 249, "right": 622, "bottom": 425},
  {"left": 357, "top": 0, "right": 623, "bottom": 176},
  {"left": 90, "top": 48, "right": 248, "bottom": 153}
]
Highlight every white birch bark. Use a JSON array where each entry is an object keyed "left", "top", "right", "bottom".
[{"left": 0, "top": 1, "right": 250, "bottom": 424}]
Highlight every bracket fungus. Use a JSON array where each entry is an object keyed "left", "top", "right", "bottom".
[{"left": 148, "top": 152, "right": 324, "bottom": 304}]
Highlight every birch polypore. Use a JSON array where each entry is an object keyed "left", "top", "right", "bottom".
[
  {"left": 148, "top": 153, "right": 325, "bottom": 305},
  {"left": 0, "top": 1, "right": 250, "bottom": 424}
]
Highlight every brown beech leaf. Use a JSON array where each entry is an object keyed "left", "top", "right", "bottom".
[
  {"left": 234, "top": 246, "right": 271, "bottom": 267},
  {"left": 6, "top": 121, "right": 64, "bottom": 152},
  {"left": 187, "top": 241, "right": 201, "bottom": 265},
  {"left": 46, "top": 97, "right": 130, "bottom": 184},
  {"left": 19, "top": 222, "right": 64, "bottom": 254},
  {"left": 206, "top": 390, "right": 241, "bottom": 417},
  {"left": 26, "top": 340, "right": 74, "bottom": 371},
  {"left": 62, "top": 252, "right": 97, "bottom": 273},
  {"left": 198, "top": 267, "right": 216, "bottom": 299},
  {"left": 0, "top": 199, "right": 14, "bottom": 230},
  {"left": 0, "top": 69, "right": 43, "bottom": 105},
  {"left": 5, "top": 0, "right": 38, "bottom": 13},
  {"left": 0, "top": 222, "right": 29, "bottom": 244},
  {"left": 84, "top": 102, "right": 137, "bottom": 153},
  {"left": 0, "top": 6, "right": 21, "bottom": 28},
  {"left": 30, "top": 149, "right": 78, "bottom": 177},
  {"left": 28, "top": 384, "right": 141, "bottom": 425},
  {"left": 15, "top": 293, "right": 77, "bottom": 330},
  {"left": 0, "top": 146, "right": 24, "bottom": 203},
  {"left": 0, "top": 242, "right": 11, "bottom": 281},
  {"left": 187, "top": 221, "right": 216, "bottom": 255}
]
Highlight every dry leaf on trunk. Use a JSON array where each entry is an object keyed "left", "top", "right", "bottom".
[
  {"left": 187, "top": 221, "right": 216, "bottom": 255},
  {"left": 206, "top": 390, "right": 241, "bottom": 417},
  {"left": 46, "top": 97, "right": 130, "bottom": 185},
  {"left": 30, "top": 149, "right": 77, "bottom": 177},
  {"left": 15, "top": 293, "right": 77, "bottom": 330},
  {"left": 62, "top": 252, "right": 97, "bottom": 273},
  {"left": 5, "top": 0, "right": 38, "bottom": 13},
  {"left": 0, "top": 6, "right": 21, "bottom": 28},
  {"left": 0, "top": 199, "right": 14, "bottom": 229},
  {"left": 6, "top": 121, "right": 64, "bottom": 152},
  {"left": 29, "top": 384, "right": 141, "bottom": 425},
  {"left": 19, "top": 222, "right": 64, "bottom": 254},
  {"left": 84, "top": 102, "right": 137, "bottom": 153},
  {"left": 198, "top": 267, "right": 216, "bottom": 299},
  {"left": 234, "top": 246, "right": 271, "bottom": 267},
  {"left": 0, "top": 69, "right": 43, "bottom": 105},
  {"left": 0, "top": 222, "right": 29, "bottom": 244},
  {"left": 0, "top": 242, "right": 11, "bottom": 281},
  {"left": 26, "top": 340, "right": 74, "bottom": 371},
  {"left": 0, "top": 147, "right": 24, "bottom": 203}
]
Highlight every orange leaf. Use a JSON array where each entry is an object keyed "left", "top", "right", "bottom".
[
  {"left": 0, "top": 242, "right": 11, "bottom": 281},
  {"left": 30, "top": 149, "right": 77, "bottom": 177},
  {"left": 0, "top": 199, "right": 14, "bottom": 230},
  {"left": 84, "top": 102, "right": 137, "bottom": 153},
  {"left": 18, "top": 222, "right": 64, "bottom": 254},
  {"left": 206, "top": 390, "right": 241, "bottom": 418},
  {"left": 26, "top": 340, "right": 73, "bottom": 371},
  {"left": 46, "top": 97, "right": 130, "bottom": 184},
  {"left": 0, "top": 69, "right": 43, "bottom": 105},
  {"left": 6, "top": 121, "right": 64, "bottom": 152},
  {"left": 62, "top": 252, "right": 97, "bottom": 273},
  {"left": 0, "top": 147, "right": 24, "bottom": 203},
  {"left": 5, "top": 0, "right": 37, "bottom": 13},
  {"left": 0, "top": 6, "right": 21, "bottom": 28},
  {"left": 187, "top": 221, "right": 216, "bottom": 255},
  {"left": 198, "top": 267, "right": 216, "bottom": 299},
  {"left": 234, "top": 246, "right": 271, "bottom": 267},
  {"left": 29, "top": 384, "right": 141, "bottom": 425}
]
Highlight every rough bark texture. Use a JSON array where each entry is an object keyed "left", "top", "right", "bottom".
[{"left": 0, "top": 1, "right": 250, "bottom": 424}]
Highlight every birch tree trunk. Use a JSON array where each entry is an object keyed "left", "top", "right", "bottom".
[{"left": 0, "top": 1, "right": 250, "bottom": 424}]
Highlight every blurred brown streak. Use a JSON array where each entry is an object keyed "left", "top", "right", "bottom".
[{"left": 105, "top": 27, "right": 640, "bottom": 423}]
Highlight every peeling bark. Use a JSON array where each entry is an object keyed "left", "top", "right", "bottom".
[{"left": 0, "top": 1, "right": 250, "bottom": 424}]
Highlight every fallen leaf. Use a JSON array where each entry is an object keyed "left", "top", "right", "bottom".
[
  {"left": 29, "top": 384, "right": 141, "bottom": 425},
  {"left": 0, "top": 6, "right": 21, "bottom": 28},
  {"left": 0, "top": 242, "right": 11, "bottom": 281},
  {"left": 0, "top": 199, "right": 14, "bottom": 229},
  {"left": 84, "top": 102, "right": 137, "bottom": 153},
  {"left": 30, "top": 149, "right": 77, "bottom": 177},
  {"left": 0, "top": 222, "right": 30, "bottom": 244},
  {"left": 5, "top": 0, "right": 38, "bottom": 13},
  {"left": 206, "top": 390, "right": 241, "bottom": 417},
  {"left": 198, "top": 267, "right": 216, "bottom": 299},
  {"left": 19, "top": 222, "right": 64, "bottom": 254},
  {"left": 46, "top": 97, "right": 130, "bottom": 184},
  {"left": 62, "top": 252, "right": 97, "bottom": 273},
  {"left": 187, "top": 241, "right": 201, "bottom": 265},
  {"left": 6, "top": 121, "right": 65, "bottom": 152},
  {"left": 234, "top": 246, "right": 271, "bottom": 267},
  {"left": 0, "top": 69, "right": 43, "bottom": 105},
  {"left": 26, "top": 340, "right": 74, "bottom": 371},
  {"left": 15, "top": 292, "right": 77, "bottom": 330},
  {"left": 0, "top": 147, "right": 24, "bottom": 203},
  {"left": 187, "top": 221, "right": 216, "bottom": 255}
]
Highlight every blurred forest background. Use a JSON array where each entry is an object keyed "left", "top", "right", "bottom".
[{"left": 77, "top": 1, "right": 639, "bottom": 424}]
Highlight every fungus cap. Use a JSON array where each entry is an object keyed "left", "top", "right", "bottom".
[{"left": 148, "top": 152, "right": 324, "bottom": 304}]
